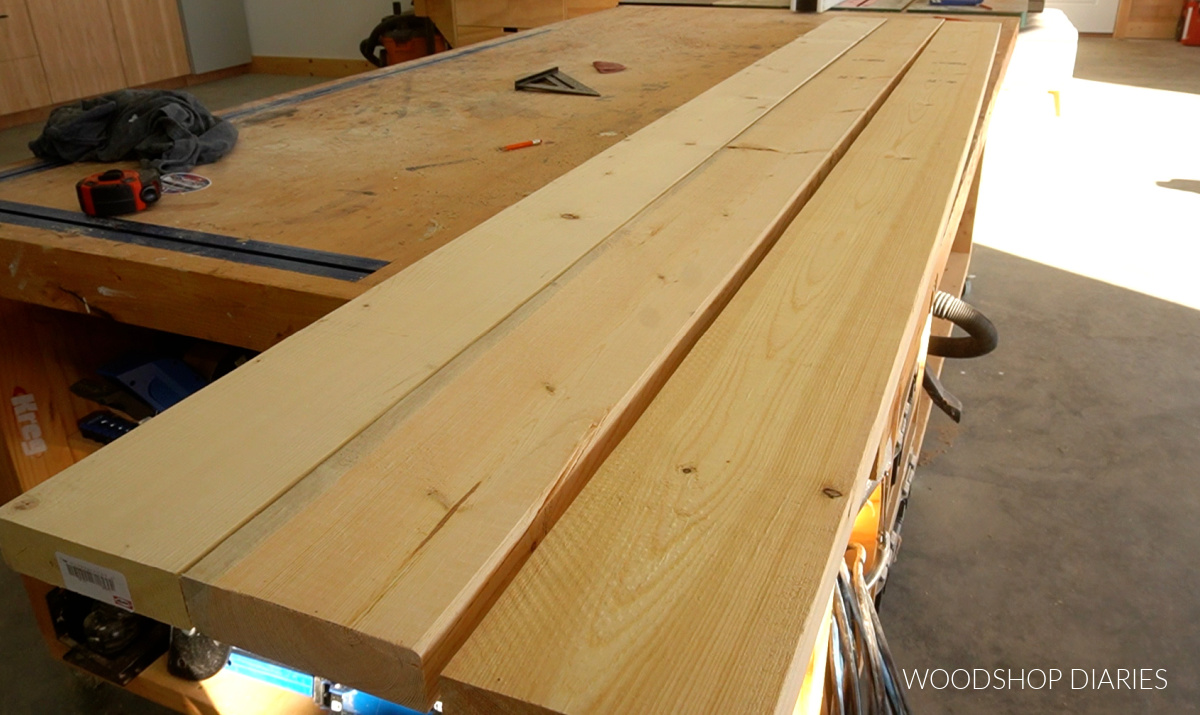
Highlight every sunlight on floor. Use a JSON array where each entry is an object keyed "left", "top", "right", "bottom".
[{"left": 975, "top": 76, "right": 1200, "bottom": 311}]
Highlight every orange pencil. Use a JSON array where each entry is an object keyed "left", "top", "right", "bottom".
[{"left": 502, "top": 139, "right": 542, "bottom": 151}]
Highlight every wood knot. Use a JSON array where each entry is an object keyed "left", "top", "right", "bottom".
[
  {"left": 560, "top": 213, "right": 580, "bottom": 220},
  {"left": 11, "top": 496, "right": 38, "bottom": 510},
  {"left": 678, "top": 463, "right": 697, "bottom": 475},
  {"left": 822, "top": 487, "right": 843, "bottom": 499}
]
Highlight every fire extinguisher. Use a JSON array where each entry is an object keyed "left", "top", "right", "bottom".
[{"left": 1183, "top": 0, "right": 1200, "bottom": 46}]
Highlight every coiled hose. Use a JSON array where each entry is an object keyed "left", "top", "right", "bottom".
[{"left": 927, "top": 291, "right": 998, "bottom": 359}]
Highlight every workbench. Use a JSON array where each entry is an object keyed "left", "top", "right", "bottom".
[{"left": 0, "top": 7, "right": 1016, "bottom": 714}]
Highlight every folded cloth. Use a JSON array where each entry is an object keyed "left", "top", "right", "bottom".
[{"left": 29, "top": 89, "right": 238, "bottom": 173}]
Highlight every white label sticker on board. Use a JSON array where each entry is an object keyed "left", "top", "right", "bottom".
[
  {"left": 160, "top": 172, "right": 212, "bottom": 194},
  {"left": 56, "top": 552, "right": 135, "bottom": 612}
]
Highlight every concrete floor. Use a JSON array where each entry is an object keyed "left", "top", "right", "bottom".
[
  {"left": 1075, "top": 37, "right": 1200, "bottom": 94},
  {"left": 886, "top": 36, "right": 1200, "bottom": 714},
  {"left": 887, "top": 245, "right": 1200, "bottom": 713},
  {"left": 1, "top": 37, "right": 1198, "bottom": 715}
]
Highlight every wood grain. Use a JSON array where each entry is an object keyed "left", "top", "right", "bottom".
[
  {"left": 107, "top": 0, "right": 192, "bottom": 85},
  {"left": 420, "top": 0, "right": 459, "bottom": 45},
  {"left": 0, "top": 296, "right": 243, "bottom": 497},
  {"left": 1114, "top": 0, "right": 1184, "bottom": 37},
  {"left": 0, "top": 16, "right": 880, "bottom": 638},
  {"left": 454, "top": 0, "right": 565, "bottom": 27},
  {"left": 441, "top": 20, "right": 999, "bottom": 715},
  {"left": 177, "top": 18, "right": 935, "bottom": 709},
  {"left": 565, "top": 0, "right": 618, "bottom": 18},
  {"left": 24, "top": 0, "right": 127, "bottom": 102},
  {"left": 0, "top": 8, "right": 828, "bottom": 268},
  {"left": 0, "top": 56, "right": 50, "bottom": 114},
  {"left": 0, "top": 7, "right": 838, "bottom": 339},
  {"left": 0, "top": 221, "right": 357, "bottom": 350},
  {"left": 0, "top": 300, "right": 78, "bottom": 503},
  {"left": 0, "top": 0, "right": 39, "bottom": 60},
  {"left": 831, "top": 0, "right": 914, "bottom": 12},
  {"left": 455, "top": 25, "right": 513, "bottom": 45}
]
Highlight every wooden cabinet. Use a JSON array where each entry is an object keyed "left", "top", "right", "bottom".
[
  {"left": 25, "top": 0, "right": 127, "bottom": 103},
  {"left": 417, "top": 0, "right": 617, "bottom": 47},
  {"left": 1115, "top": 0, "right": 1186, "bottom": 37},
  {"left": 454, "top": 0, "right": 565, "bottom": 28},
  {"left": 108, "top": 0, "right": 192, "bottom": 86},
  {"left": 0, "top": 58, "right": 51, "bottom": 114},
  {"left": 0, "top": 0, "right": 51, "bottom": 114},
  {"left": 0, "top": 0, "right": 40, "bottom": 60},
  {"left": 1, "top": 0, "right": 193, "bottom": 121}
]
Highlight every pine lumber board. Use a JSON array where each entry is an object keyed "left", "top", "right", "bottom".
[
  {"left": 175, "top": 17, "right": 940, "bottom": 710},
  {"left": 0, "top": 15, "right": 882, "bottom": 637},
  {"left": 440, "top": 19, "right": 1000, "bottom": 715}
]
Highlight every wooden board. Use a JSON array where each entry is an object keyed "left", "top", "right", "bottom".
[
  {"left": 0, "top": 8, "right": 830, "bottom": 266},
  {"left": 0, "top": 14, "right": 881, "bottom": 645},
  {"left": 176, "top": 18, "right": 944, "bottom": 710},
  {"left": 455, "top": 25, "right": 513, "bottom": 45},
  {"left": 831, "top": 0, "right": 914, "bottom": 11},
  {"left": 0, "top": 300, "right": 81, "bottom": 503},
  {"left": 440, "top": 19, "right": 999, "bottom": 715},
  {"left": 565, "top": 0, "right": 619, "bottom": 17},
  {"left": 455, "top": 0, "right": 564, "bottom": 27},
  {"left": 0, "top": 56, "right": 51, "bottom": 115},
  {"left": 1115, "top": 0, "right": 1184, "bottom": 37},
  {"left": 107, "top": 0, "right": 192, "bottom": 86},
  {"left": 0, "top": 0, "right": 40, "bottom": 60},
  {"left": 419, "top": 0, "right": 460, "bottom": 45},
  {"left": 24, "top": 0, "right": 127, "bottom": 102},
  {"left": 0, "top": 223, "right": 357, "bottom": 351},
  {"left": 0, "top": 7, "right": 834, "bottom": 345}
]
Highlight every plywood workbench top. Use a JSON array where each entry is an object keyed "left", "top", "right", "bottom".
[{"left": 0, "top": 6, "right": 834, "bottom": 349}]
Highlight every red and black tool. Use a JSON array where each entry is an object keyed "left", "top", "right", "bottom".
[{"left": 76, "top": 169, "right": 161, "bottom": 218}]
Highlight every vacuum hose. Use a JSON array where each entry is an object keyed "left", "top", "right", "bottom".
[{"left": 927, "top": 291, "right": 998, "bottom": 359}]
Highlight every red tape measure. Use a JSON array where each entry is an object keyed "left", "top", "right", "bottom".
[{"left": 76, "top": 169, "right": 162, "bottom": 217}]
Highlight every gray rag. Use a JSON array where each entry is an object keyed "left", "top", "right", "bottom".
[{"left": 29, "top": 89, "right": 238, "bottom": 173}]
